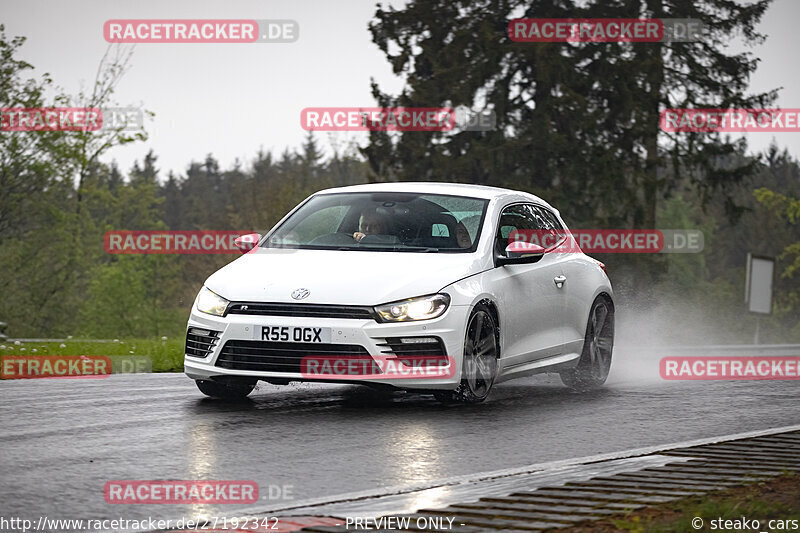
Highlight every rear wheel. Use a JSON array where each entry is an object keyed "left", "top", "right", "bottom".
[
  {"left": 195, "top": 379, "right": 255, "bottom": 400},
  {"left": 435, "top": 304, "right": 499, "bottom": 403},
  {"left": 560, "top": 296, "right": 614, "bottom": 391}
]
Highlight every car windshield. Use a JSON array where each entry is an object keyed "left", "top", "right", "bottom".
[{"left": 264, "top": 192, "right": 489, "bottom": 252}]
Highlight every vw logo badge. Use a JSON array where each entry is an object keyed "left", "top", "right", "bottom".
[{"left": 291, "top": 288, "right": 310, "bottom": 300}]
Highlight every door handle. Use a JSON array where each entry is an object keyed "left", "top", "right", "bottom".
[{"left": 553, "top": 275, "right": 567, "bottom": 288}]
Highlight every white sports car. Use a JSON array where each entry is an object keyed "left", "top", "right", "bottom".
[{"left": 184, "top": 182, "right": 614, "bottom": 402}]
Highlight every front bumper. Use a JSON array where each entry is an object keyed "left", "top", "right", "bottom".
[{"left": 183, "top": 304, "right": 469, "bottom": 390}]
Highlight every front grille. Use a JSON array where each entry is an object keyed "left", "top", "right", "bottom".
[
  {"left": 227, "top": 302, "right": 375, "bottom": 320},
  {"left": 376, "top": 337, "right": 447, "bottom": 356},
  {"left": 185, "top": 328, "right": 221, "bottom": 358},
  {"left": 215, "top": 340, "right": 371, "bottom": 373}
]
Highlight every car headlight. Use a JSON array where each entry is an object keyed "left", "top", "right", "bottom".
[
  {"left": 374, "top": 294, "right": 450, "bottom": 322},
  {"left": 195, "top": 287, "right": 230, "bottom": 317}
]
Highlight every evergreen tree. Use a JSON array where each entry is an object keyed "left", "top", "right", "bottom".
[{"left": 366, "top": 0, "right": 776, "bottom": 227}]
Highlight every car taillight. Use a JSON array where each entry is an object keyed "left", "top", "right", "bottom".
[{"left": 592, "top": 258, "right": 607, "bottom": 275}]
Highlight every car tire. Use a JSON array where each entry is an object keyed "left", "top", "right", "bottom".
[
  {"left": 195, "top": 379, "right": 256, "bottom": 400},
  {"left": 435, "top": 303, "right": 499, "bottom": 403},
  {"left": 560, "top": 296, "right": 614, "bottom": 391}
]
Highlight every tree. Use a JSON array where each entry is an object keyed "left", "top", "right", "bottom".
[
  {"left": 754, "top": 187, "right": 800, "bottom": 332},
  {"left": 81, "top": 254, "right": 184, "bottom": 338},
  {"left": 69, "top": 45, "right": 151, "bottom": 209},
  {"left": 299, "top": 131, "right": 323, "bottom": 186},
  {"left": 0, "top": 24, "right": 73, "bottom": 240},
  {"left": 0, "top": 28, "right": 152, "bottom": 337},
  {"left": 365, "top": 0, "right": 777, "bottom": 287}
]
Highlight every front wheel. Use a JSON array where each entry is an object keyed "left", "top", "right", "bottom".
[
  {"left": 195, "top": 379, "right": 255, "bottom": 400},
  {"left": 560, "top": 296, "right": 614, "bottom": 391},
  {"left": 436, "top": 304, "right": 499, "bottom": 403}
]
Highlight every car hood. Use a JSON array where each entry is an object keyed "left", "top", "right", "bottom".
[{"left": 205, "top": 248, "right": 488, "bottom": 305}]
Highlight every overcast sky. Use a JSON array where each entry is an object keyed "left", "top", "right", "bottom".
[{"left": 2, "top": 0, "right": 799, "bottom": 179}]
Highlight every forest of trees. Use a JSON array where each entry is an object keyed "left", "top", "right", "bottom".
[
  {"left": 0, "top": 135, "right": 371, "bottom": 338},
  {"left": 1, "top": 133, "right": 798, "bottom": 342},
  {"left": 1, "top": 0, "right": 800, "bottom": 344}
]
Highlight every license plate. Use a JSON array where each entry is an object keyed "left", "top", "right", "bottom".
[{"left": 258, "top": 326, "right": 331, "bottom": 343}]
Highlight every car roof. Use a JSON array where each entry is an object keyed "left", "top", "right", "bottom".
[{"left": 314, "top": 182, "right": 554, "bottom": 209}]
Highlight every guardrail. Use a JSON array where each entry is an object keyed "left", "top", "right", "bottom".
[{"left": 625, "top": 344, "right": 800, "bottom": 357}]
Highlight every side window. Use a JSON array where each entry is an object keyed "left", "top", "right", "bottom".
[
  {"left": 496, "top": 204, "right": 564, "bottom": 255},
  {"left": 496, "top": 204, "right": 539, "bottom": 255},
  {"left": 530, "top": 205, "right": 566, "bottom": 247},
  {"left": 532, "top": 206, "right": 563, "bottom": 231}
]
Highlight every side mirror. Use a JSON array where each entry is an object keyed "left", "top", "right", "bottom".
[
  {"left": 497, "top": 241, "right": 545, "bottom": 266},
  {"left": 234, "top": 233, "right": 261, "bottom": 253}
]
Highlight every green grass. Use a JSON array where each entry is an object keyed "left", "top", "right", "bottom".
[
  {"left": 606, "top": 472, "right": 800, "bottom": 533},
  {"left": 0, "top": 338, "right": 185, "bottom": 372}
]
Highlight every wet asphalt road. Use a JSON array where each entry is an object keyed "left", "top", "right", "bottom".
[{"left": 1, "top": 348, "right": 799, "bottom": 524}]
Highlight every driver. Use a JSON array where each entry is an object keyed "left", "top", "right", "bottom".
[
  {"left": 353, "top": 209, "right": 389, "bottom": 242},
  {"left": 455, "top": 221, "right": 472, "bottom": 248}
]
